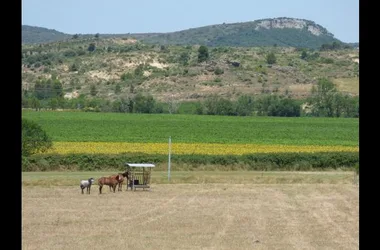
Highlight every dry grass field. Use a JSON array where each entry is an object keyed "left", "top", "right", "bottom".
[{"left": 22, "top": 171, "right": 359, "bottom": 250}]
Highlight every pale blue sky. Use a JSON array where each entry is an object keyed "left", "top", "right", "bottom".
[{"left": 22, "top": 0, "right": 359, "bottom": 43}]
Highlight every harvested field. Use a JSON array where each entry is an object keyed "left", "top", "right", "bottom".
[{"left": 22, "top": 172, "right": 359, "bottom": 249}]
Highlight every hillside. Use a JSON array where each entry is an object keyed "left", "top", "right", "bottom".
[
  {"left": 141, "top": 17, "right": 342, "bottom": 49},
  {"left": 21, "top": 34, "right": 359, "bottom": 104},
  {"left": 22, "top": 25, "right": 71, "bottom": 44},
  {"left": 22, "top": 17, "right": 353, "bottom": 49}
]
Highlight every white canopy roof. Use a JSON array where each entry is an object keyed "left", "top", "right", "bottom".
[{"left": 125, "top": 163, "right": 156, "bottom": 168}]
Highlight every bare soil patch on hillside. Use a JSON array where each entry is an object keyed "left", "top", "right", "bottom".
[
  {"left": 333, "top": 78, "right": 359, "bottom": 95},
  {"left": 22, "top": 183, "right": 358, "bottom": 249},
  {"left": 111, "top": 38, "right": 137, "bottom": 44}
]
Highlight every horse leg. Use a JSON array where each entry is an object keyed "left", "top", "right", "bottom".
[{"left": 99, "top": 185, "right": 102, "bottom": 194}]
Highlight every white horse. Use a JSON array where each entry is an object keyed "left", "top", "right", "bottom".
[{"left": 80, "top": 178, "right": 95, "bottom": 194}]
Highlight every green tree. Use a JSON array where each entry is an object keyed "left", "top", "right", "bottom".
[
  {"left": 266, "top": 52, "right": 277, "bottom": 64},
  {"left": 214, "top": 67, "right": 224, "bottom": 75},
  {"left": 29, "top": 97, "right": 41, "bottom": 111},
  {"left": 34, "top": 78, "right": 63, "bottom": 100},
  {"left": 198, "top": 45, "right": 209, "bottom": 63},
  {"left": 112, "top": 98, "right": 130, "bottom": 113},
  {"left": 63, "top": 49, "right": 77, "bottom": 57},
  {"left": 70, "top": 63, "right": 79, "bottom": 72},
  {"left": 309, "top": 78, "right": 337, "bottom": 117},
  {"left": 331, "top": 92, "right": 345, "bottom": 117},
  {"left": 194, "top": 102, "right": 204, "bottom": 115},
  {"left": 90, "top": 85, "right": 97, "bottom": 96},
  {"left": 270, "top": 97, "right": 301, "bottom": 117},
  {"left": 134, "top": 64, "right": 144, "bottom": 77},
  {"left": 88, "top": 43, "right": 96, "bottom": 52},
  {"left": 301, "top": 50, "right": 308, "bottom": 60},
  {"left": 133, "top": 93, "right": 156, "bottom": 113},
  {"left": 179, "top": 52, "right": 190, "bottom": 66},
  {"left": 115, "top": 83, "right": 121, "bottom": 94},
  {"left": 255, "top": 94, "right": 300, "bottom": 117},
  {"left": 332, "top": 93, "right": 358, "bottom": 118},
  {"left": 204, "top": 95, "right": 234, "bottom": 116},
  {"left": 48, "top": 98, "right": 59, "bottom": 110},
  {"left": 235, "top": 95, "right": 254, "bottom": 116},
  {"left": 255, "top": 95, "right": 272, "bottom": 116},
  {"left": 22, "top": 118, "right": 52, "bottom": 156},
  {"left": 347, "top": 96, "right": 359, "bottom": 118}
]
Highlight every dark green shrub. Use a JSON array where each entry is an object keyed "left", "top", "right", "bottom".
[
  {"left": 319, "top": 57, "right": 334, "bottom": 64},
  {"left": 214, "top": 67, "right": 224, "bottom": 75},
  {"left": 198, "top": 45, "right": 209, "bottom": 63},
  {"left": 22, "top": 118, "right": 52, "bottom": 157},
  {"left": 88, "top": 43, "right": 96, "bottom": 52},
  {"left": 266, "top": 52, "right": 277, "bottom": 64},
  {"left": 63, "top": 49, "right": 77, "bottom": 57}
]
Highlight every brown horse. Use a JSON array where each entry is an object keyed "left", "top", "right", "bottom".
[
  {"left": 108, "top": 173, "right": 127, "bottom": 192},
  {"left": 98, "top": 175, "right": 120, "bottom": 194},
  {"left": 121, "top": 171, "right": 131, "bottom": 191}
]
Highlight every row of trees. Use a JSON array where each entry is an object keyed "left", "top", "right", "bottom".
[
  {"left": 22, "top": 78, "right": 358, "bottom": 118},
  {"left": 33, "top": 76, "right": 63, "bottom": 99},
  {"left": 22, "top": 92, "right": 163, "bottom": 114},
  {"left": 194, "top": 94, "right": 302, "bottom": 117}
]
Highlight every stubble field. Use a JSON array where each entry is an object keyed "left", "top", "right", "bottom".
[{"left": 22, "top": 171, "right": 359, "bottom": 250}]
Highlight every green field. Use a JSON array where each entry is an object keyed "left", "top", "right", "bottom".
[{"left": 22, "top": 110, "right": 358, "bottom": 146}]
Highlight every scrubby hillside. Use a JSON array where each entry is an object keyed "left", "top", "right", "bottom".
[{"left": 21, "top": 35, "right": 359, "bottom": 104}]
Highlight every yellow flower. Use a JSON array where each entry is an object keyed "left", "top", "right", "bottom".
[{"left": 42, "top": 142, "right": 358, "bottom": 155}]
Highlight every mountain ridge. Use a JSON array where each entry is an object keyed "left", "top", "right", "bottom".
[{"left": 22, "top": 17, "right": 357, "bottom": 48}]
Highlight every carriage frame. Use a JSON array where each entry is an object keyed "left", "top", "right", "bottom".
[{"left": 125, "top": 163, "right": 155, "bottom": 191}]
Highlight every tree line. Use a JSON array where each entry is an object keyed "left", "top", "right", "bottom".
[{"left": 22, "top": 77, "right": 358, "bottom": 118}]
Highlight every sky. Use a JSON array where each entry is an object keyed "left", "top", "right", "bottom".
[{"left": 21, "top": 0, "right": 359, "bottom": 43}]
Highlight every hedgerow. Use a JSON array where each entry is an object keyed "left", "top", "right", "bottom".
[{"left": 22, "top": 152, "right": 358, "bottom": 171}]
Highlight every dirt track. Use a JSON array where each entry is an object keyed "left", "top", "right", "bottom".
[{"left": 22, "top": 184, "right": 358, "bottom": 249}]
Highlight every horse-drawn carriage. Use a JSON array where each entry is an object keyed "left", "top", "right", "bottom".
[{"left": 125, "top": 163, "right": 155, "bottom": 191}]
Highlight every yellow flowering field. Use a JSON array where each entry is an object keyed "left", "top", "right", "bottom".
[{"left": 43, "top": 142, "right": 359, "bottom": 155}]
